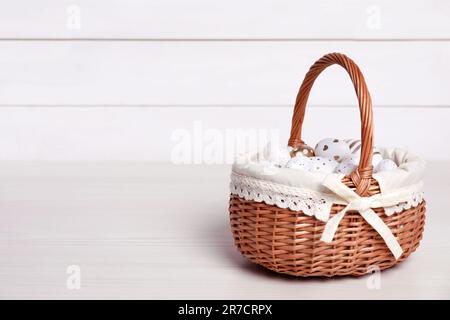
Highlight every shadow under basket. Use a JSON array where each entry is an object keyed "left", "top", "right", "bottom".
[{"left": 229, "top": 195, "right": 425, "bottom": 277}]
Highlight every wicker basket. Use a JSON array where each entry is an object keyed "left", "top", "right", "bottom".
[{"left": 229, "top": 52, "right": 426, "bottom": 277}]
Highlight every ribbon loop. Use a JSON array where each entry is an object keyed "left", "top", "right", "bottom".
[{"left": 321, "top": 175, "right": 404, "bottom": 260}]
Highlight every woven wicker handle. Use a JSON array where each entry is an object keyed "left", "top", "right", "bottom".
[{"left": 288, "top": 52, "right": 374, "bottom": 196}]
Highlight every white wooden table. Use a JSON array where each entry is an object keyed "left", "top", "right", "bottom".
[{"left": 0, "top": 162, "right": 449, "bottom": 299}]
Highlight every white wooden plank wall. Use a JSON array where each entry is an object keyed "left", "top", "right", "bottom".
[{"left": 0, "top": 0, "right": 449, "bottom": 160}]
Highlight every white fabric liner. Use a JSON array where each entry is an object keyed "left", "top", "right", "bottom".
[{"left": 231, "top": 147, "right": 425, "bottom": 222}]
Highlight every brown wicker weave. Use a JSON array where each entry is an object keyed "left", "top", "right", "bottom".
[{"left": 229, "top": 53, "right": 426, "bottom": 277}]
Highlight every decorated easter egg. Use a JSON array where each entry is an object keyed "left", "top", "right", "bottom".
[
  {"left": 315, "top": 138, "right": 351, "bottom": 162},
  {"left": 343, "top": 139, "right": 383, "bottom": 167},
  {"left": 285, "top": 155, "right": 311, "bottom": 170},
  {"left": 344, "top": 139, "right": 362, "bottom": 155},
  {"left": 307, "top": 156, "right": 338, "bottom": 174},
  {"left": 341, "top": 151, "right": 382, "bottom": 167},
  {"left": 263, "top": 142, "right": 291, "bottom": 167},
  {"left": 341, "top": 154, "right": 360, "bottom": 165},
  {"left": 335, "top": 159, "right": 357, "bottom": 175},
  {"left": 375, "top": 159, "right": 398, "bottom": 173},
  {"left": 290, "top": 144, "right": 315, "bottom": 158}
]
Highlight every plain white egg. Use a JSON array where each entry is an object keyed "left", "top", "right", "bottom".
[
  {"left": 375, "top": 159, "right": 398, "bottom": 173},
  {"left": 372, "top": 152, "right": 383, "bottom": 167}
]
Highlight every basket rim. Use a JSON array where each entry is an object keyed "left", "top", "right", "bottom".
[{"left": 233, "top": 146, "right": 425, "bottom": 195}]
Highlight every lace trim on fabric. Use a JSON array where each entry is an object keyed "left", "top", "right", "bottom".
[
  {"left": 383, "top": 192, "right": 424, "bottom": 216},
  {"left": 230, "top": 172, "right": 424, "bottom": 222}
]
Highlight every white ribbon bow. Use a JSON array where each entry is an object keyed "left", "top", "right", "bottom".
[{"left": 320, "top": 175, "right": 418, "bottom": 260}]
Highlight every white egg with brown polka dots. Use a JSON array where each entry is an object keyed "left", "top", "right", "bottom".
[
  {"left": 285, "top": 155, "right": 311, "bottom": 170},
  {"left": 307, "top": 156, "right": 339, "bottom": 174},
  {"left": 341, "top": 154, "right": 360, "bottom": 165},
  {"left": 335, "top": 159, "right": 357, "bottom": 175},
  {"left": 314, "top": 138, "right": 351, "bottom": 162}
]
